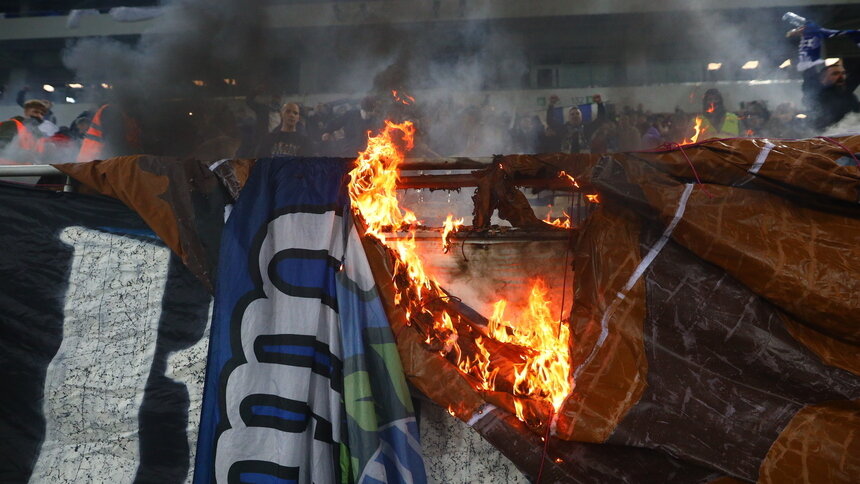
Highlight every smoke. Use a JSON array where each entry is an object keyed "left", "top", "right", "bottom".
[
  {"left": 292, "top": 3, "right": 528, "bottom": 156},
  {"left": 58, "top": 0, "right": 530, "bottom": 157},
  {"left": 62, "top": 0, "right": 273, "bottom": 154},
  {"left": 823, "top": 112, "right": 860, "bottom": 136}
]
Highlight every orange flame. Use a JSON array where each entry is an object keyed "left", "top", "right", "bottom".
[
  {"left": 487, "top": 279, "right": 573, "bottom": 415},
  {"left": 682, "top": 116, "right": 705, "bottom": 145},
  {"left": 391, "top": 90, "right": 415, "bottom": 105},
  {"left": 543, "top": 204, "right": 572, "bottom": 228},
  {"left": 706, "top": 102, "right": 716, "bottom": 113},
  {"left": 558, "top": 170, "right": 580, "bottom": 188},
  {"left": 348, "top": 120, "right": 574, "bottom": 423},
  {"left": 441, "top": 214, "right": 464, "bottom": 253},
  {"left": 585, "top": 193, "right": 600, "bottom": 203}
]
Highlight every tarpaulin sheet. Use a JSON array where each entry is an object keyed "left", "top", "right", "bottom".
[
  {"left": 358, "top": 222, "right": 726, "bottom": 483},
  {"left": 56, "top": 156, "right": 232, "bottom": 293},
  {"left": 0, "top": 182, "right": 212, "bottom": 483},
  {"left": 371, "top": 137, "right": 859, "bottom": 482},
  {"left": 194, "top": 158, "right": 426, "bottom": 484}
]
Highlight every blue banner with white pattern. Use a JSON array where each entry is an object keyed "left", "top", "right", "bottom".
[{"left": 194, "top": 158, "right": 426, "bottom": 484}]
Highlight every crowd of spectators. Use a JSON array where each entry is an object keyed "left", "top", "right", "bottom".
[
  {"left": 0, "top": 63, "right": 855, "bottom": 164},
  {"left": 234, "top": 87, "right": 822, "bottom": 160}
]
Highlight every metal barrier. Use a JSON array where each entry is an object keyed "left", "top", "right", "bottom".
[{"left": 0, "top": 164, "right": 73, "bottom": 192}]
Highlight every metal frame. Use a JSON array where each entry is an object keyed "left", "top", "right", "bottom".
[{"left": 0, "top": 164, "right": 73, "bottom": 192}]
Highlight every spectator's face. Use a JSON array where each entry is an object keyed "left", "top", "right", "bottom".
[
  {"left": 568, "top": 108, "right": 582, "bottom": 126},
  {"left": 24, "top": 106, "right": 46, "bottom": 121},
  {"left": 280, "top": 103, "right": 300, "bottom": 130},
  {"left": 822, "top": 65, "right": 847, "bottom": 88}
]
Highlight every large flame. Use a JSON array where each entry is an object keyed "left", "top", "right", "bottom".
[
  {"left": 487, "top": 279, "right": 573, "bottom": 416},
  {"left": 348, "top": 120, "right": 574, "bottom": 422}
]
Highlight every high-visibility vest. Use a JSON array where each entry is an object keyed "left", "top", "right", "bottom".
[
  {"left": 11, "top": 119, "right": 39, "bottom": 152},
  {"left": 76, "top": 105, "right": 108, "bottom": 162},
  {"left": 700, "top": 113, "right": 740, "bottom": 139},
  {"left": 76, "top": 104, "right": 142, "bottom": 162}
]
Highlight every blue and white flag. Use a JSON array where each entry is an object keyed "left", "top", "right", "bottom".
[
  {"left": 578, "top": 103, "right": 601, "bottom": 124},
  {"left": 797, "top": 22, "right": 860, "bottom": 71},
  {"left": 194, "top": 158, "right": 426, "bottom": 484}
]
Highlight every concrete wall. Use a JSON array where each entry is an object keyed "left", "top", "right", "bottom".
[{"left": 0, "top": 0, "right": 849, "bottom": 41}]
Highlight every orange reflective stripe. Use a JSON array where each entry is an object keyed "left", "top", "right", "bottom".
[
  {"left": 76, "top": 105, "right": 108, "bottom": 162},
  {"left": 11, "top": 119, "right": 36, "bottom": 151},
  {"left": 35, "top": 137, "right": 48, "bottom": 154}
]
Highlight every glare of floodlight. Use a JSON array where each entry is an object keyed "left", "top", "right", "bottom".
[
  {"left": 43, "top": 84, "right": 55, "bottom": 92},
  {"left": 707, "top": 63, "right": 722, "bottom": 71},
  {"left": 742, "top": 61, "right": 759, "bottom": 70}
]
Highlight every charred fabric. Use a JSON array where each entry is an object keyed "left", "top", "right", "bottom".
[{"left": 48, "top": 131, "right": 860, "bottom": 483}]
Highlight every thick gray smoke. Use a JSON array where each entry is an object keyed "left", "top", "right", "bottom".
[
  {"left": 55, "top": 2, "right": 846, "bottom": 156},
  {"left": 292, "top": 3, "right": 528, "bottom": 156},
  {"left": 62, "top": 0, "right": 272, "bottom": 154},
  {"left": 59, "top": 1, "right": 529, "bottom": 157},
  {"left": 823, "top": 112, "right": 860, "bottom": 136}
]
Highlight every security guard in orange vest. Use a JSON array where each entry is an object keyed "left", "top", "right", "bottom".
[
  {"left": 76, "top": 104, "right": 142, "bottom": 163},
  {"left": 0, "top": 99, "right": 49, "bottom": 162}
]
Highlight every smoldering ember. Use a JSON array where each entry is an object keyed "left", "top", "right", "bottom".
[{"left": 0, "top": 1, "right": 858, "bottom": 483}]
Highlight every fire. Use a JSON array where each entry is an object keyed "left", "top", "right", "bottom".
[
  {"left": 543, "top": 205, "right": 572, "bottom": 228},
  {"left": 441, "top": 214, "right": 464, "bottom": 253},
  {"left": 682, "top": 116, "right": 705, "bottom": 145},
  {"left": 391, "top": 89, "right": 415, "bottom": 105},
  {"left": 348, "top": 120, "right": 574, "bottom": 425},
  {"left": 486, "top": 279, "right": 573, "bottom": 415},
  {"left": 585, "top": 193, "right": 600, "bottom": 203},
  {"left": 706, "top": 102, "right": 716, "bottom": 113},
  {"left": 558, "top": 170, "right": 580, "bottom": 188}
]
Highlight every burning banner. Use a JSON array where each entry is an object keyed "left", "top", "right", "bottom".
[
  {"left": 347, "top": 121, "right": 575, "bottom": 430},
  {"left": 350, "top": 128, "right": 860, "bottom": 482},
  {"left": 11, "top": 129, "right": 856, "bottom": 483}
]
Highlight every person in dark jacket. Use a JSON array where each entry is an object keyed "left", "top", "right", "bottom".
[
  {"left": 545, "top": 94, "right": 606, "bottom": 154},
  {"left": 802, "top": 61, "right": 860, "bottom": 131},
  {"left": 254, "top": 102, "right": 315, "bottom": 158},
  {"left": 320, "top": 96, "right": 381, "bottom": 156}
]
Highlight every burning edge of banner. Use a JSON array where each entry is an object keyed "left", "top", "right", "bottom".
[{"left": 347, "top": 120, "right": 575, "bottom": 430}]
